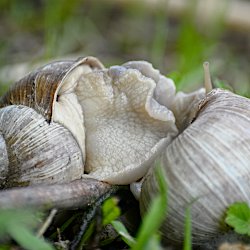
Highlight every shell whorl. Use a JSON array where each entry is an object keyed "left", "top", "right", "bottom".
[
  {"left": 0, "top": 105, "right": 84, "bottom": 188},
  {"left": 0, "top": 133, "right": 9, "bottom": 187},
  {"left": 0, "top": 56, "right": 104, "bottom": 165},
  {"left": 140, "top": 89, "right": 250, "bottom": 245},
  {"left": 0, "top": 56, "right": 104, "bottom": 122}
]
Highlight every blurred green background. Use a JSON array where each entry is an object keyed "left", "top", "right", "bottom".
[{"left": 0, "top": 0, "right": 249, "bottom": 96}]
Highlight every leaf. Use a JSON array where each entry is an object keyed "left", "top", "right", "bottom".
[
  {"left": 0, "top": 209, "right": 55, "bottom": 250},
  {"left": 111, "top": 220, "right": 136, "bottom": 247},
  {"left": 0, "top": 209, "right": 38, "bottom": 236},
  {"left": 225, "top": 202, "right": 250, "bottom": 236},
  {"left": 143, "top": 234, "right": 162, "bottom": 250},
  {"left": 132, "top": 196, "right": 164, "bottom": 250},
  {"left": 7, "top": 222, "right": 54, "bottom": 250},
  {"left": 102, "top": 197, "right": 121, "bottom": 226},
  {"left": 132, "top": 164, "right": 167, "bottom": 250},
  {"left": 108, "top": 164, "right": 167, "bottom": 250}
]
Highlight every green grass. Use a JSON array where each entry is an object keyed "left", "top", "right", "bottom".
[
  {"left": 99, "top": 163, "right": 191, "bottom": 249},
  {"left": 131, "top": 165, "right": 168, "bottom": 250},
  {"left": 0, "top": 168, "right": 249, "bottom": 249},
  {"left": 0, "top": 209, "right": 54, "bottom": 250},
  {"left": 183, "top": 206, "right": 192, "bottom": 250}
]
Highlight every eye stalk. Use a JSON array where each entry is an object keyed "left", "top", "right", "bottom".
[{"left": 203, "top": 61, "right": 213, "bottom": 93}]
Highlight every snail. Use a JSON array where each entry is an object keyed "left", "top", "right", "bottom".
[
  {"left": 0, "top": 56, "right": 181, "bottom": 187},
  {"left": 0, "top": 56, "right": 104, "bottom": 187},
  {"left": 2, "top": 55, "right": 249, "bottom": 247},
  {"left": 139, "top": 63, "right": 250, "bottom": 246}
]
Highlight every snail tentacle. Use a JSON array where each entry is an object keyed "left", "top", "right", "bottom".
[{"left": 203, "top": 61, "right": 213, "bottom": 93}]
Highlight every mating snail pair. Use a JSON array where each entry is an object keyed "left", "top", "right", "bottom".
[{"left": 1, "top": 56, "right": 250, "bottom": 246}]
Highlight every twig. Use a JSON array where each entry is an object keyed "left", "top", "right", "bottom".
[
  {"left": 37, "top": 209, "right": 58, "bottom": 237},
  {"left": 0, "top": 178, "right": 118, "bottom": 209}
]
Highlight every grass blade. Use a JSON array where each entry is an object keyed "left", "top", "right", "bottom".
[
  {"left": 132, "top": 164, "right": 167, "bottom": 250},
  {"left": 8, "top": 223, "right": 54, "bottom": 250},
  {"left": 183, "top": 206, "right": 192, "bottom": 250},
  {"left": 111, "top": 220, "right": 136, "bottom": 247}
]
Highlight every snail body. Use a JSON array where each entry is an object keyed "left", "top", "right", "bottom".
[
  {"left": 2, "top": 56, "right": 250, "bottom": 247},
  {"left": 0, "top": 57, "right": 178, "bottom": 186},
  {"left": 140, "top": 88, "right": 250, "bottom": 245}
]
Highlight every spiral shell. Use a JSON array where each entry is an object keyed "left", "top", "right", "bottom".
[
  {"left": 0, "top": 105, "right": 83, "bottom": 188},
  {"left": 0, "top": 57, "right": 106, "bottom": 188},
  {"left": 0, "top": 57, "right": 104, "bottom": 122},
  {"left": 0, "top": 56, "right": 104, "bottom": 161},
  {"left": 140, "top": 89, "right": 250, "bottom": 245}
]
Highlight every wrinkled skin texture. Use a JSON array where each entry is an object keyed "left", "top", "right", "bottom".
[
  {"left": 79, "top": 61, "right": 205, "bottom": 184},
  {"left": 77, "top": 61, "right": 178, "bottom": 184}
]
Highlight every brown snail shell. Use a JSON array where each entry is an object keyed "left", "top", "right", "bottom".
[
  {"left": 0, "top": 56, "right": 104, "bottom": 162},
  {"left": 0, "top": 56, "right": 104, "bottom": 188},
  {"left": 0, "top": 56, "right": 104, "bottom": 122},
  {"left": 140, "top": 88, "right": 250, "bottom": 245}
]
